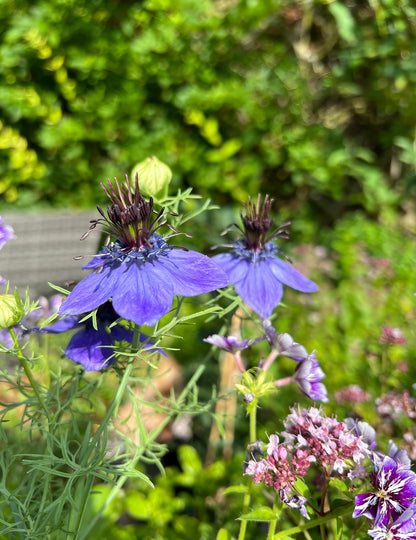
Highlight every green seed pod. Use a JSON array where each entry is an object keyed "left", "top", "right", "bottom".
[
  {"left": 0, "top": 292, "right": 25, "bottom": 329},
  {"left": 131, "top": 156, "right": 172, "bottom": 199}
]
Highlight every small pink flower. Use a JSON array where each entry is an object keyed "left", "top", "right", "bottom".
[
  {"left": 379, "top": 325, "right": 406, "bottom": 345},
  {"left": 335, "top": 384, "right": 371, "bottom": 404}
]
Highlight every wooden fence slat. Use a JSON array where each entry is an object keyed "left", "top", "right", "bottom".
[{"left": 0, "top": 212, "right": 100, "bottom": 298}]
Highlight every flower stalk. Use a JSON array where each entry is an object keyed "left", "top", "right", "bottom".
[{"left": 8, "top": 326, "right": 51, "bottom": 424}]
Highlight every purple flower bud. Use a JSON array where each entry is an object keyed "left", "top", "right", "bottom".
[
  {"left": 203, "top": 334, "right": 251, "bottom": 353},
  {"left": 293, "top": 353, "right": 328, "bottom": 402},
  {"left": 262, "top": 319, "right": 278, "bottom": 347},
  {"left": 277, "top": 333, "right": 309, "bottom": 361}
]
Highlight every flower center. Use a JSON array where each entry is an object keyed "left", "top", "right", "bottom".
[
  {"left": 234, "top": 239, "right": 279, "bottom": 262},
  {"left": 104, "top": 233, "right": 171, "bottom": 263}
]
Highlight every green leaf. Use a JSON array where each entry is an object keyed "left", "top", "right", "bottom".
[
  {"left": 329, "top": 477, "right": 350, "bottom": 494},
  {"left": 223, "top": 485, "right": 248, "bottom": 495},
  {"left": 177, "top": 445, "right": 202, "bottom": 475},
  {"left": 239, "top": 506, "right": 276, "bottom": 522},
  {"left": 328, "top": 2, "right": 357, "bottom": 44},
  {"left": 216, "top": 528, "right": 233, "bottom": 540},
  {"left": 336, "top": 516, "right": 343, "bottom": 539}
]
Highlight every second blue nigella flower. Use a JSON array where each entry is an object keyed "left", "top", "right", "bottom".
[
  {"left": 59, "top": 176, "right": 228, "bottom": 326},
  {"left": 212, "top": 195, "right": 317, "bottom": 319},
  {"left": 36, "top": 301, "right": 163, "bottom": 371}
]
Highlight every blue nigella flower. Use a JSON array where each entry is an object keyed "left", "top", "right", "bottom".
[
  {"left": 35, "top": 301, "right": 162, "bottom": 371},
  {"left": 59, "top": 175, "right": 228, "bottom": 326},
  {"left": 212, "top": 194, "right": 317, "bottom": 319}
]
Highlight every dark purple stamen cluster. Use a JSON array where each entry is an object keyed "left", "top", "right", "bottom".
[
  {"left": 83, "top": 174, "right": 185, "bottom": 256},
  {"left": 239, "top": 194, "right": 290, "bottom": 252}
]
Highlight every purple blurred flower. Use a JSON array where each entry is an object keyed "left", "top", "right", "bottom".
[
  {"left": 344, "top": 418, "right": 377, "bottom": 451},
  {"left": 35, "top": 302, "right": 163, "bottom": 371},
  {"left": 353, "top": 455, "right": 416, "bottom": 526},
  {"left": 280, "top": 491, "right": 309, "bottom": 520},
  {"left": 387, "top": 441, "right": 412, "bottom": 470},
  {"left": 0, "top": 217, "right": 15, "bottom": 250},
  {"left": 0, "top": 216, "right": 15, "bottom": 284},
  {"left": 293, "top": 352, "right": 328, "bottom": 402},
  {"left": 203, "top": 334, "right": 251, "bottom": 352},
  {"left": 212, "top": 194, "right": 317, "bottom": 319},
  {"left": 59, "top": 176, "right": 228, "bottom": 326},
  {"left": 368, "top": 504, "right": 416, "bottom": 539},
  {"left": 0, "top": 295, "right": 58, "bottom": 348}
]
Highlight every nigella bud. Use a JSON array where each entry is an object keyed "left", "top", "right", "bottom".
[
  {"left": 0, "top": 292, "right": 25, "bottom": 329},
  {"left": 131, "top": 155, "right": 172, "bottom": 199},
  {"left": 262, "top": 319, "right": 278, "bottom": 348},
  {"left": 243, "top": 392, "right": 255, "bottom": 403}
]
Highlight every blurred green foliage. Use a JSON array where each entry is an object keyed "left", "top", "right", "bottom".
[
  {"left": 1, "top": 0, "right": 416, "bottom": 224},
  {"left": 85, "top": 446, "right": 267, "bottom": 540}
]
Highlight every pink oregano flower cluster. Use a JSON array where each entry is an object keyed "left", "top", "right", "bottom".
[{"left": 245, "top": 407, "right": 371, "bottom": 517}]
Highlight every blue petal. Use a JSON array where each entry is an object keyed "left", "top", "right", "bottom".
[
  {"left": 33, "top": 316, "right": 80, "bottom": 334},
  {"left": 212, "top": 253, "right": 250, "bottom": 284},
  {"left": 268, "top": 257, "right": 318, "bottom": 292},
  {"left": 109, "top": 325, "right": 133, "bottom": 344},
  {"left": 234, "top": 260, "right": 283, "bottom": 318},
  {"left": 65, "top": 326, "right": 115, "bottom": 371},
  {"left": 112, "top": 261, "right": 174, "bottom": 326},
  {"left": 157, "top": 250, "right": 228, "bottom": 296},
  {"left": 83, "top": 254, "right": 113, "bottom": 270},
  {"left": 59, "top": 263, "right": 119, "bottom": 316}
]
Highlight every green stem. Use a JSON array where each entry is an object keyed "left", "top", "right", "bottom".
[
  {"left": 272, "top": 502, "right": 354, "bottom": 539},
  {"left": 267, "top": 496, "right": 282, "bottom": 540},
  {"left": 79, "top": 364, "right": 207, "bottom": 540},
  {"left": 238, "top": 404, "right": 258, "bottom": 540},
  {"left": 249, "top": 405, "right": 257, "bottom": 444},
  {"left": 8, "top": 327, "right": 51, "bottom": 423},
  {"left": 67, "top": 324, "right": 142, "bottom": 539}
]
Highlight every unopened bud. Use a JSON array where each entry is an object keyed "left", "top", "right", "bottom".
[
  {"left": 131, "top": 156, "right": 172, "bottom": 199},
  {"left": 0, "top": 293, "right": 24, "bottom": 329},
  {"left": 243, "top": 392, "right": 255, "bottom": 403}
]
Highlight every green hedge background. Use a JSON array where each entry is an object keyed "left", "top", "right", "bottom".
[{"left": 1, "top": 0, "right": 416, "bottom": 232}]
